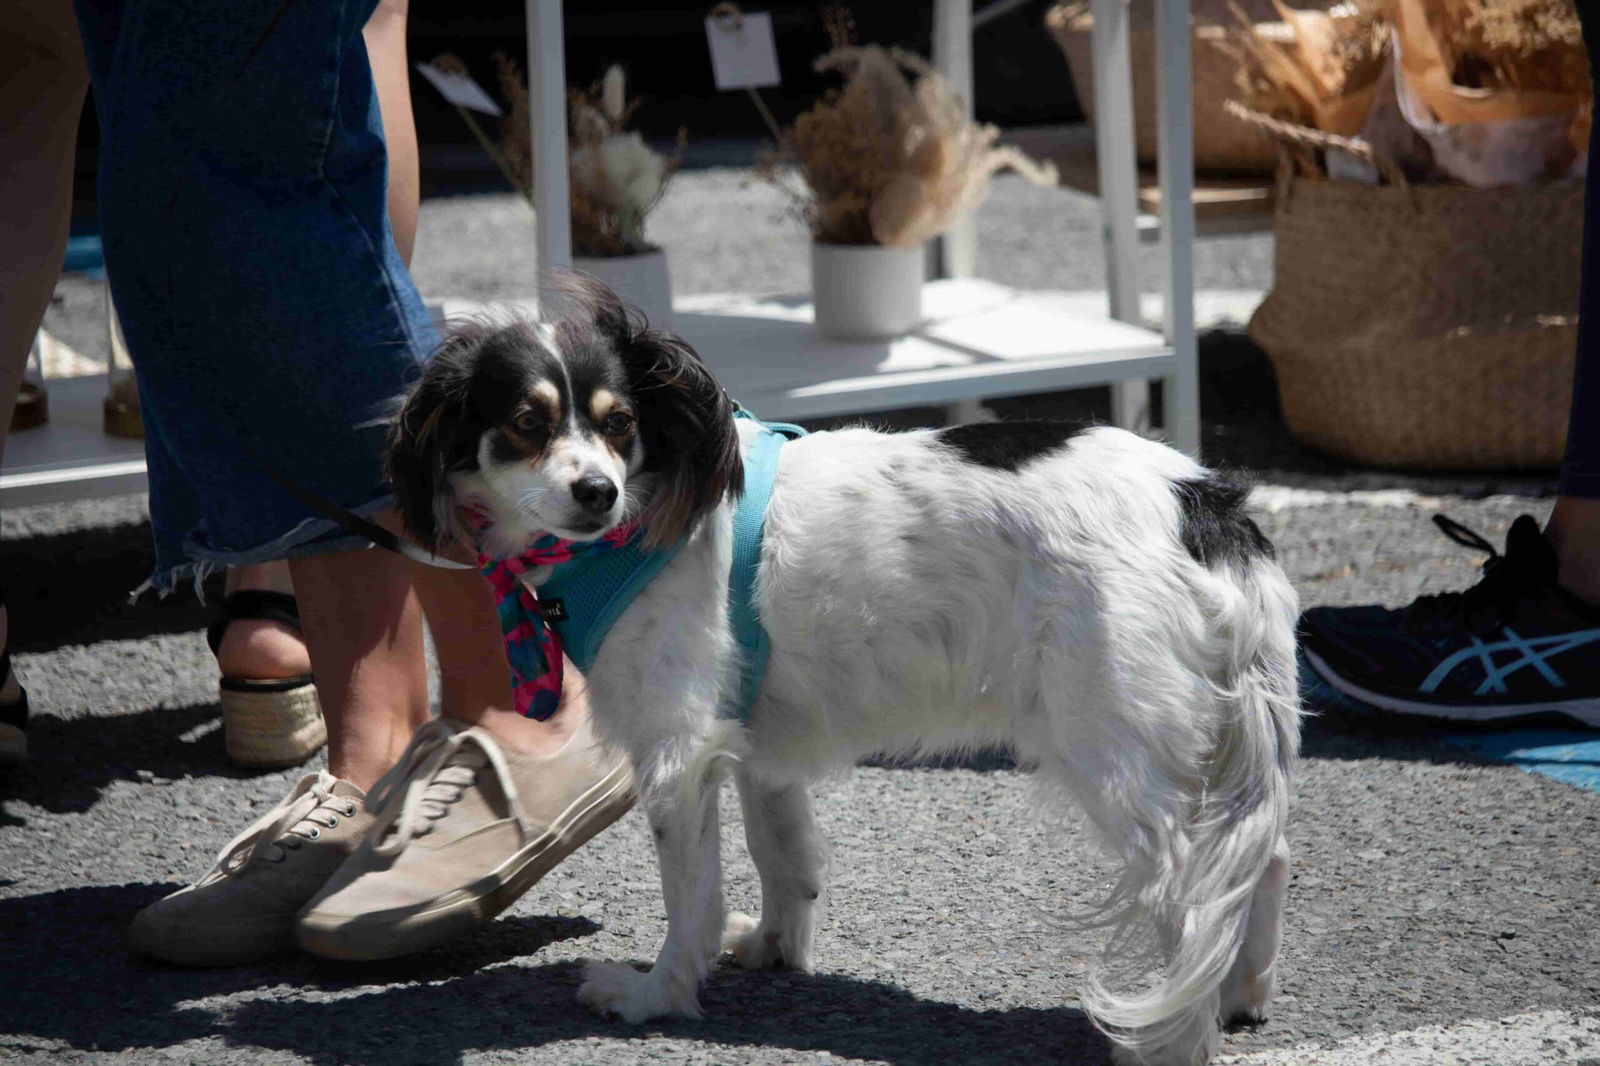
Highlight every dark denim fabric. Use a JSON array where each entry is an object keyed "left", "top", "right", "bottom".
[{"left": 72, "top": 0, "right": 439, "bottom": 591}]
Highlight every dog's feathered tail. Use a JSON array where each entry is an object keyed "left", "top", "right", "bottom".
[
  {"left": 676, "top": 719, "right": 749, "bottom": 812},
  {"left": 1079, "top": 557, "right": 1301, "bottom": 1065}
]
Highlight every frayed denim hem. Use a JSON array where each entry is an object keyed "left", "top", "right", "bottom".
[{"left": 132, "top": 493, "right": 398, "bottom": 603}]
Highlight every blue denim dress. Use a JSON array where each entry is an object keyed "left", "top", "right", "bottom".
[{"left": 72, "top": 0, "right": 439, "bottom": 594}]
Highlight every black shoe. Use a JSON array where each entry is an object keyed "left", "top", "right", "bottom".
[
  {"left": 1299, "top": 514, "right": 1600, "bottom": 728},
  {"left": 0, "top": 594, "right": 27, "bottom": 764}
]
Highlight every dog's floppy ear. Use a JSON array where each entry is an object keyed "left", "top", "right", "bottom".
[
  {"left": 626, "top": 327, "right": 745, "bottom": 547},
  {"left": 386, "top": 325, "right": 485, "bottom": 553},
  {"left": 564, "top": 275, "right": 744, "bottom": 548}
]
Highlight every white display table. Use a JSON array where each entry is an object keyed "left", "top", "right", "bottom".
[
  {"left": 2, "top": 375, "right": 147, "bottom": 507},
  {"left": 1, "top": 0, "right": 1196, "bottom": 509}
]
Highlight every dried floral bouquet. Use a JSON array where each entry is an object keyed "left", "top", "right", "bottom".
[
  {"left": 438, "top": 53, "right": 686, "bottom": 258},
  {"left": 1225, "top": 0, "right": 1589, "bottom": 183},
  {"left": 759, "top": 45, "right": 1057, "bottom": 247}
]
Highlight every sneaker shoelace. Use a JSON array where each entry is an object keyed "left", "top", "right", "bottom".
[
  {"left": 1402, "top": 515, "right": 1550, "bottom": 637},
  {"left": 363, "top": 718, "right": 533, "bottom": 860},
  {"left": 198, "top": 770, "right": 359, "bottom": 886}
]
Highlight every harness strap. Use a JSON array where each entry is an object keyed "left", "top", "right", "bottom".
[
  {"left": 728, "top": 410, "right": 806, "bottom": 720},
  {"left": 536, "top": 536, "right": 680, "bottom": 673}
]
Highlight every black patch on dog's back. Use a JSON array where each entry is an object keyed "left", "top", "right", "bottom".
[
  {"left": 1171, "top": 474, "right": 1274, "bottom": 569},
  {"left": 937, "top": 420, "right": 1088, "bottom": 472}
]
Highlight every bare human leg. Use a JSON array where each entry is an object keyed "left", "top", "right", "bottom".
[
  {"left": 287, "top": 544, "right": 431, "bottom": 791},
  {"left": 0, "top": 1, "right": 89, "bottom": 753},
  {"left": 1546, "top": 496, "right": 1600, "bottom": 607}
]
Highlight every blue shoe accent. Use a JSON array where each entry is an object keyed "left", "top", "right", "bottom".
[{"left": 1298, "top": 515, "right": 1600, "bottom": 730}]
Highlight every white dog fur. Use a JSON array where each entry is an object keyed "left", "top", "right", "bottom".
[{"left": 387, "top": 287, "right": 1302, "bottom": 1066}]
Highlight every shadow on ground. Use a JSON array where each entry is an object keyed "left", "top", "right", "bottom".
[
  {"left": 225, "top": 964, "right": 1101, "bottom": 1066},
  {"left": 0, "top": 882, "right": 1104, "bottom": 1066},
  {"left": 0, "top": 883, "right": 602, "bottom": 1055},
  {"left": 987, "top": 330, "right": 1561, "bottom": 499},
  {"left": 0, "top": 700, "right": 246, "bottom": 824},
  {"left": 0, "top": 521, "right": 222, "bottom": 652}
]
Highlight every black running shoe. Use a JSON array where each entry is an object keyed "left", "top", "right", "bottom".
[{"left": 1299, "top": 514, "right": 1600, "bottom": 728}]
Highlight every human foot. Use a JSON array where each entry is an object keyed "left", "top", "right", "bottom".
[
  {"left": 297, "top": 714, "right": 635, "bottom": 960},
  {"left": 1300, "top": 514, "right": 1600, "bottom": 728},
  {"left": 210, "top": 565, "right": 325, "bottom": 768},
  {"left": 0, "top": 600, "right": 28, "bottom": 765},
  {"left": 130, "top": 771, "right": 374, "bottom": 966}
]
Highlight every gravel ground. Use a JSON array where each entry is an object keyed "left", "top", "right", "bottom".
[
  {"left": 5, "top": 494, "right": 1598, "bottom": 1065},
  {"left": 8, "top": 167, "right": 1595, "bottom": 1064}
]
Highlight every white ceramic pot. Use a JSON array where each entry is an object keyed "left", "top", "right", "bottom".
[
  {"left": 810, "top": 241, "right": 925, "bottom": 341},
  {"left": 573, "top": 247, "right": 674, "bottom": 329}
]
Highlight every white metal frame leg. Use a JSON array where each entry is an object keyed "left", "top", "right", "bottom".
[
  {"left": 528, "top": 0, "right": 572, "bottom": 296},
  {"left": 932, "top": 0, "right": 978, "bottom": 281},
  {"left": 1090, "top": 0, "right": 1151, "bottom": 436},
  {"left": 947, "top": 397, "right": 995, "bottom": 424},
  {"left": 934, "top": 0, "right": 982, "bottom": 426},
  {"left": 1155, "top": 0, "right": 1199, "bottom": 456}
]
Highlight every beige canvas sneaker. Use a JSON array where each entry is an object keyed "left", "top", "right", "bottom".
[
  {"left": 129, "top": 771, "right": 372, "bottom": 966},
  {"left": 296, "top": 714, "right": 635, "bottom": 961}
]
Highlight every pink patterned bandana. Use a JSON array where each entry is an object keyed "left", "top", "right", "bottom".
[{"left": 464, "top": 505, "right": 639, "bottom": 720}]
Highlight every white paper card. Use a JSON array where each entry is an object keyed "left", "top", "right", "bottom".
[
  {"left": 705, "top": 11, "right": 780, "bottom": 91},
  {"left": 415, "top": 62, "right": 503, "bottom": 117}
]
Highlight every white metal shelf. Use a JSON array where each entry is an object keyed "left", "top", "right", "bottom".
[
  {"left": 3, "top": 1, "right": 1195, "bottom": 507},
  {"left": 2, "top": 374, "right": 147, "bottom": 507},
  {"left": 444, "top": 277, "right": 1174, "bottom": 424},
  {"left": 517, "top": 0, "right": 1196, "bottom": 446}
]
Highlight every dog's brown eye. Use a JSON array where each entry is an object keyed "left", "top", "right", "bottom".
[
  {"left": 512, "top": 410, "right": 547, "bottom": 436},
  {"left": 601, "top": 411, "right": 635, "bottom": 436}
]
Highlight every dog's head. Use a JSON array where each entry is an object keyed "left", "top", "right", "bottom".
[{"left": 386, "top": 277, "right": 743, "bottom": 556}]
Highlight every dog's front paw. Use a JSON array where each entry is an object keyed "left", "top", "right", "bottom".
[
  {"left": 721, "top": 911, "right": 812, "bottom": 972},
  {"left": 578, "top": 960, "right": 701, "bottom": 1023}
]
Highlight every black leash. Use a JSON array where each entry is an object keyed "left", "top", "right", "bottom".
[{"left": 247, "top": 446, "right": 473, "bottom": 571}]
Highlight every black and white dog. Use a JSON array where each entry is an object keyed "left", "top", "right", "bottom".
[{"left": 387, "top": 279, "right": 1300, "bottom": 1066}]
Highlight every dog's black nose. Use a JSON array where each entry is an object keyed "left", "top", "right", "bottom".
[{"left": 571, "top": 475, "right": 618, "bottom": 514}]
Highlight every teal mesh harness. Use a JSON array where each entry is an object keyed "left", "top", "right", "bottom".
[{"left": 532, "top": 409, "right": 805, "bottom": 722}]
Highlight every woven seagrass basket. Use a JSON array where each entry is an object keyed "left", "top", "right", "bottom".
[{"left": 1236, "top": 106, "right": 1581, "bottom": 469}]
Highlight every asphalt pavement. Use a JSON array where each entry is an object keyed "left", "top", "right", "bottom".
[{"left": 3, "top": 168, "right": 1597, "bottom": 1065}]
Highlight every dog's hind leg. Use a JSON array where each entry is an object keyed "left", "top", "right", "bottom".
[
  {"left": 724, "top": 770, "right": 828, "bottom": 973},
  {"left": 1219, "top": 834, "right": 1290, "bottom": 1027},
  {"left": 579, "top": 753, "right": 726, "bottom": 1023}
]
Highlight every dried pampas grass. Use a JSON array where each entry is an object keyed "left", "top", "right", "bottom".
[
  {"left": 1421, "top": 0, "right": 1585, "bottom": 96},
  {"left": 760, "top": 45, "right": 1057, "bottom": 247},
  {"left": 494, "top": 54, "right": 685, "bottom": 257},
  {"left": 1229, "top": 0, "right": 1588, "bottom": 134},
  {"left": 1225, "top": 0, "right": 1389, "bottom": 135}
]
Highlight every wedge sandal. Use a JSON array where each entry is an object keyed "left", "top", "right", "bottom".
[
  {"left": 207, "top": 590, "right": 326, "bottom": 768},
  {"left": 0, "top": 592, "right": 28, "bottom": 765},
  {"left": 1, "top": 641, "right": 28, "bottom": 765}
]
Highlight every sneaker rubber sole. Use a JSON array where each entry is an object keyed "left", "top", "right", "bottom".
[
  {"left": 128, "top": 904, "right": 297, "bottom": 967},
  {"left": 296, "top": 758, "right": 636, "bottom": 961},
  {"left": 1301, "top": 647, "right": 1600, "bottom": 728}
]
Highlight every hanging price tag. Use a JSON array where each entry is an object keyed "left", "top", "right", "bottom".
[
  {"left": 705, "top": 5, "right": 780, "bottom": 91},
  {"left": 415, "top": 62, "right": 503, "bottom": 117}
]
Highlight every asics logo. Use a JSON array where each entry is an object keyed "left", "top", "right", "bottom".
[{"left": 1421, "top": 627, "right": 1600, "bottom": 696}]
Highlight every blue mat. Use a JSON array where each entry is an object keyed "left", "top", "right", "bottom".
[
  {"left": 1442, "top": 730, "right": 1600, "bottom": 794},
  {"left": 1299, "top": 653, "right": 1600, "bottom": 794},
  {"left": 64, "top": 234, "right": 104, "bottom": 277}
]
